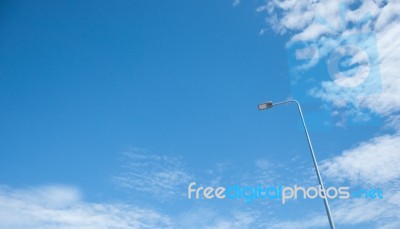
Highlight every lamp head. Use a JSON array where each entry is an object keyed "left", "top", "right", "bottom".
[{"left": 258, "top": 101, "right": 273, "bottom": 110}]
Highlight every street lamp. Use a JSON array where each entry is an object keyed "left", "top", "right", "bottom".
[{"left": 258, "top": 99, "right": 336, "bottom": 229}]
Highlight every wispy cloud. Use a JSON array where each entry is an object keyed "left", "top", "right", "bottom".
[
  {"left": 320, "top": 132, "right": 400, "bottom": 228},
  {"left": 254, "top": 1, "right": 400, "bottom": 228},
  {"left": 258, "top": 0, "right": 400, "bottom": 125},
  {"left": 321, "top": 133, "right": 400, "bottom": 185},
  {"left": 0, "top": 185, "right": 173, "bottom": 229},
  {"left": 112, "top": 150, "right": 192, "bottom": 201},
  {"left": 177, "top": 208, "right": 262, "bottom": 229},
  {"left": 266, "top": 215, "right": 327, "bottom": 229},
  {"left": 0, "top": 185, "right": 267, "bottom": 229},
  {"left": 265, "top": 188, "right": 400, "bottom": 229},
  {"left": 244, "top": 132, "right": 400, "bottom": 229},
  {"left": 264, "top": 127, "right": 400, "bottom": 229},
  {"left": 233, "top": 0, "right": 240, "bottom": 7}
]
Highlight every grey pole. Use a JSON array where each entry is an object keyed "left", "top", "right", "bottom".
[{"left": 258, "top": 99, "right": 336, "bottom": 229}]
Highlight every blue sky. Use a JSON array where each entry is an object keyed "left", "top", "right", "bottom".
[{"left": 1, "top": 1, "right": 400, "bottom": 228}]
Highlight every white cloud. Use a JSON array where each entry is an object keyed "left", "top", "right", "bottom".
[
  {"left": 266, "top": 216, "right": 326, "bottom": 229},
  {"left": 266, "top": 195, "right": 400, "bottom": 229},
  {"left": 334, "top": 197, "right": 400, "bottom": 227},
  {"left": 273, "top": 127, "right": 400, "bottom": 229},
  {"left": 254, "top": 1, "right": 400, "bottom": 228},
  {"left": 319, "top": 131, "right": 400, "bottom": 226},
  {"left": 6, "top": 185, "right": 81, "bottom": 208},
  {"left": 233, "top": 0, "right": 240, "bottom": 7},
  {"left": 364, "top": 21, "right": 400, "bottom": 116},
  {"left": 0, "top": 185, "right": 173, "bottom": 229},
  {"left": 251, "top": 129, "right": 400, "bottom": 229},
  {"left": 177, "top": 208, "right": 261, "bottom": 229},
  {"left": 321, "top": 133, "right": 400, "bottom": 185},
  {"left": 112, "top": 150, "right": 192, "bottom": 200},
  {"left": 259, "top": 0, "right": 400, "bottom": 125},
  {"left": 0, "top": 185, "right": 267, "bottom": 229}
]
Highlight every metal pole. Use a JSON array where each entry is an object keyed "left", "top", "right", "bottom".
[{"left": 267, "top": 100, "right": 336, "bottom": 229}]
